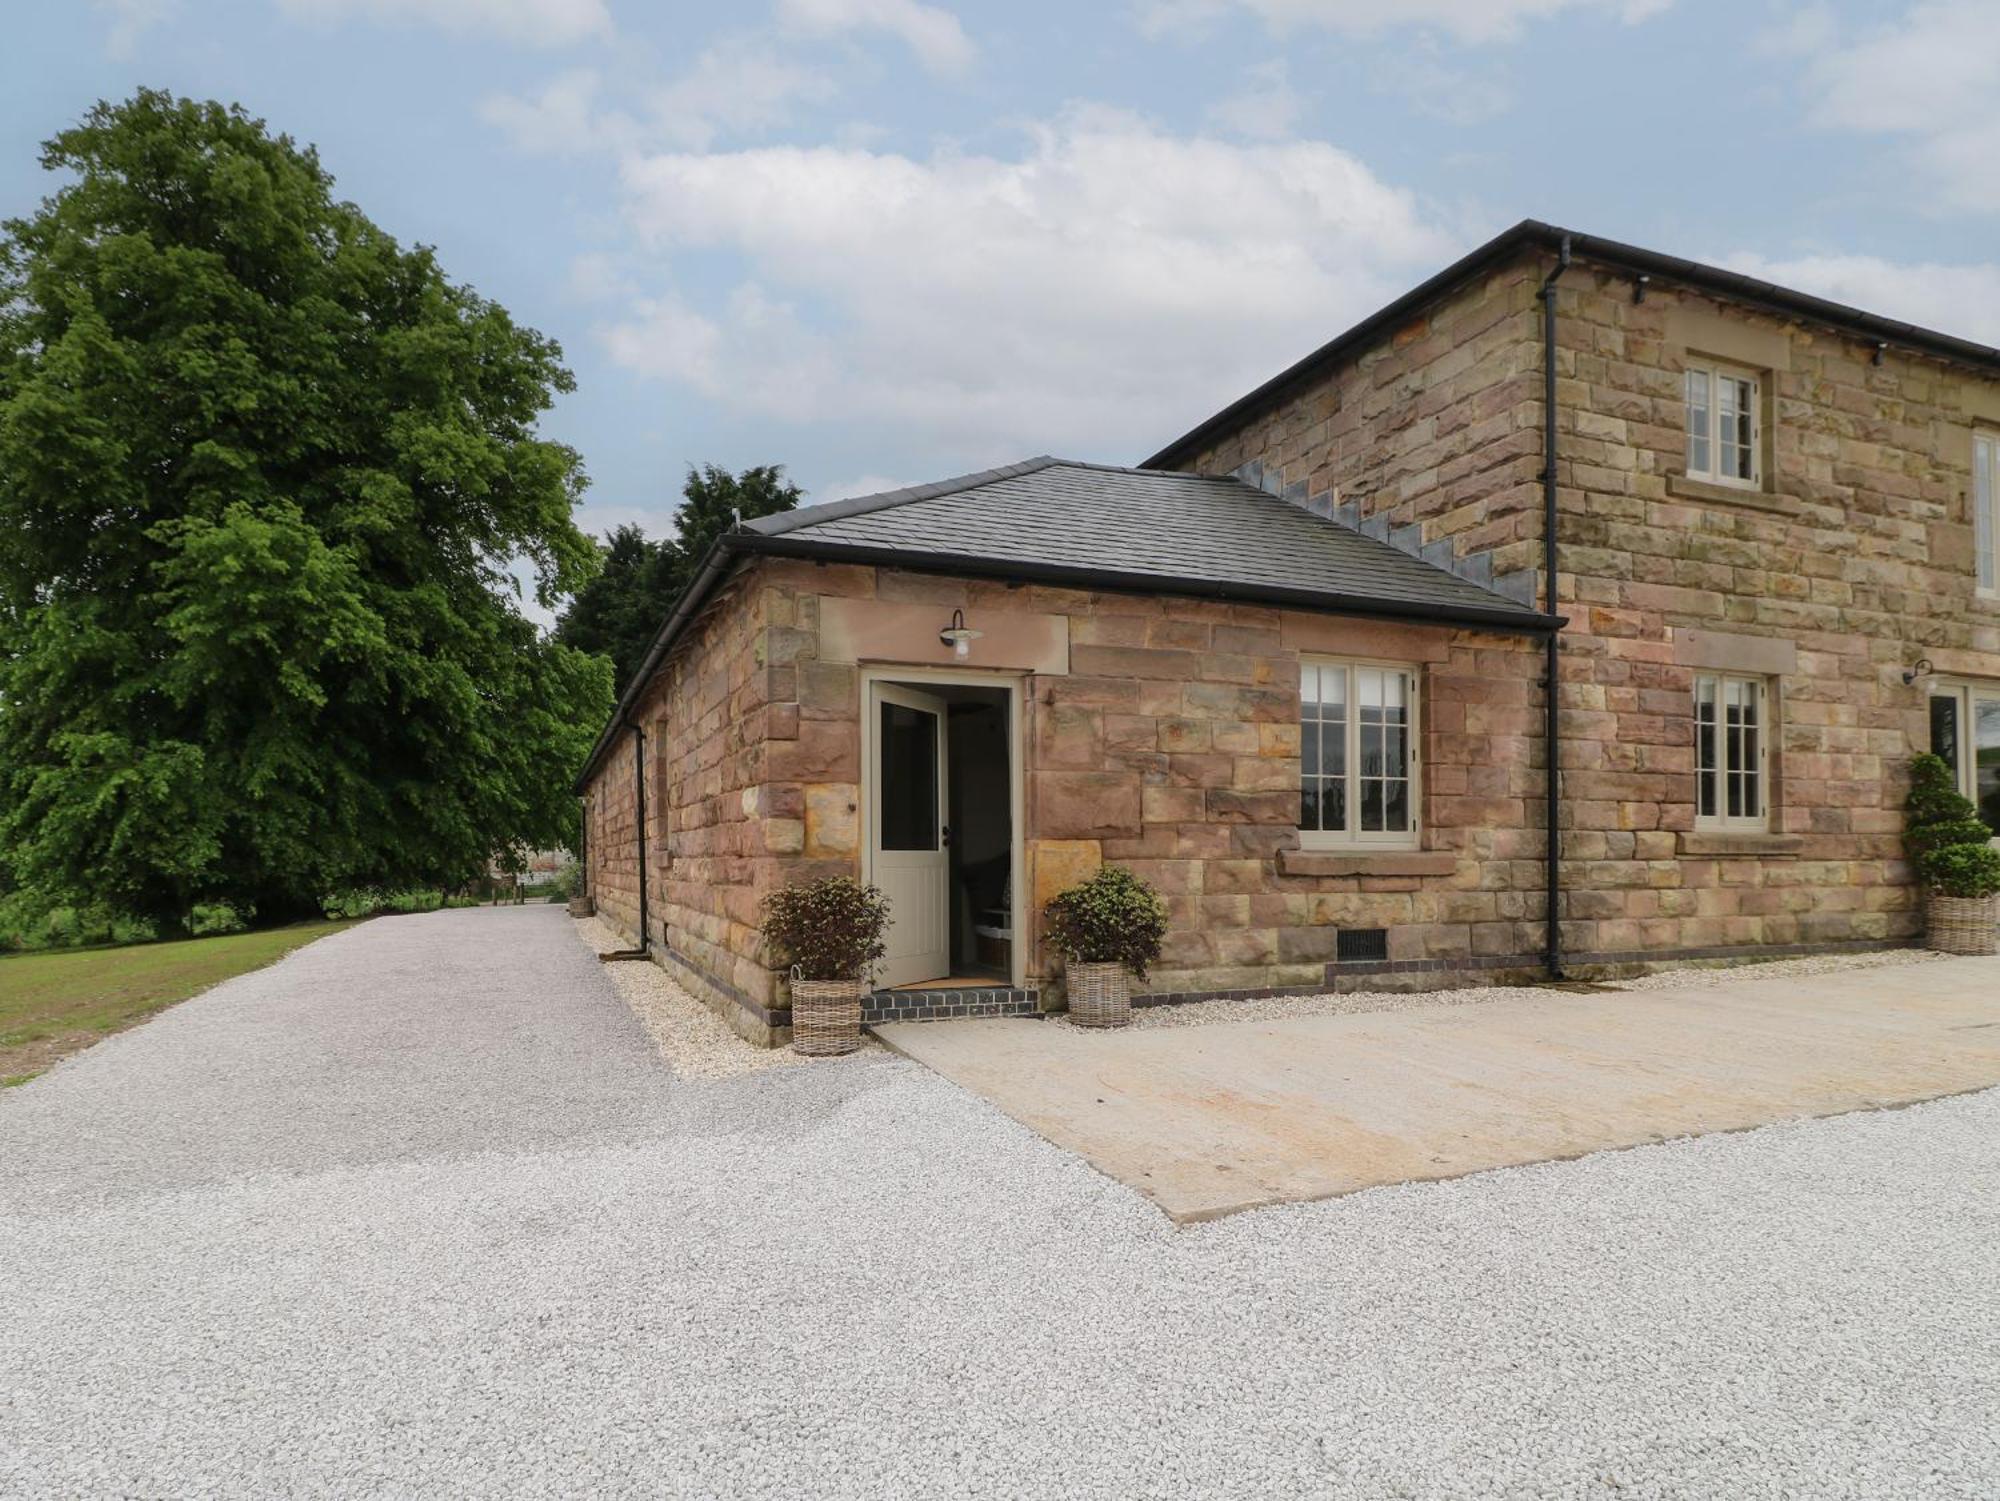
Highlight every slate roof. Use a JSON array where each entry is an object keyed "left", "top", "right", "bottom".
[{"left": 741, "top": 456, "right": 1547, "bottom": 628}]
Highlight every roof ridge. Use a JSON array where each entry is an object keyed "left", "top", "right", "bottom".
[{"left": 750, "top": 456, "right": 1060, "bottom": 536}]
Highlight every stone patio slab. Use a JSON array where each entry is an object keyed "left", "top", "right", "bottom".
[{"left": 874, "top": 957, "right": 2000, "bottom": 1222}]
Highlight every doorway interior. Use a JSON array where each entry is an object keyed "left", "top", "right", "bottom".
[{"left": 863, "top": 670, "right": 1022, "bottom": 991}]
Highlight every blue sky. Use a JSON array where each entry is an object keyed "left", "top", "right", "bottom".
[{"left": 10, "top": 0, "right": 2000, "bottom": 602}]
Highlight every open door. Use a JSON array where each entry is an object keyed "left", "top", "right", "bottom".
[{"left": 871, "top": 684, "right": 950, "bottom": 988}]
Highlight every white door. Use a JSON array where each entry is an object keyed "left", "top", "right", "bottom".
[{"left": 871, "top": 684, "right": 950, "bottom": 989}]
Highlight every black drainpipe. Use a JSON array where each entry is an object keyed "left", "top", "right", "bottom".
[
  {"left": 1539, "top": 234, "right": 1571, "bottom": 981},
  {"left": 630, "top": 721, "right": 649, "bottom": 950}
]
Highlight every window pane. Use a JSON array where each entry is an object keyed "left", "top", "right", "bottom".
[
  {"left": 1977, "top": 696, "right": 2000, "bottom": 833},
  {"left": 1722, "top": 377, "right": 1755, "bottom": 480},
  {"left": 1383, "top": 779, "right": 1409, "bottom": 832},
  {"left": 1361, "top": 778, "right": 1384, "bottom": 831},
  {"left": 1686, "top": 369, "right": 1711, "bottom": 474},
  {"left": 878, "top": 701, "right": 938, "bottom": 850},
  {"left": 1324, "top": 775, "right": 1346, "bottom": 833},
  {"left": 1978, "top": 436, "right": 1996, "bottom": 592},
  {"left": 1301, "top": 781, "right": 1321, "bottom": 833},
  {"left": 1931, "top": 694, "right": 1962, "bottom": 780}
]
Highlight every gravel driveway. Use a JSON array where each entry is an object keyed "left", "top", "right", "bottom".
[{"left": 3, "top": 906, "right": 1995, "bottom": 1498}]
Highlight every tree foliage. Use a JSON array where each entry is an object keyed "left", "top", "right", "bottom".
[
  {"left": 555, "top": 463, "right": 800, "bottom": 690},
  {"left": 0, "top": 90, "right": 614, "bottom": 930}
]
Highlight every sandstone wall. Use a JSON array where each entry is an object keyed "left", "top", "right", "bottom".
[{"left": 1176, "top": 242, "right": 2000, "bottom": 964}]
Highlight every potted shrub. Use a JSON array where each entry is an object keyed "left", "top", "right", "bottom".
[
  {"left": 762, "top": 876, "right": 892, "bottom": 1055},
  {"left": 1904, "top": 753, "right": 2000, "bottom": 955},
  {"left": 1043, "top": 865, "right": 1169, "bottom": 1029}
]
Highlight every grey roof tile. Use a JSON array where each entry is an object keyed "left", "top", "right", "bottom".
[{"left": 752, "top": 458, "right": 1542, "bottom": 622}]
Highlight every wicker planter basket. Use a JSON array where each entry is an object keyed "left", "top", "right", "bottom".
[
  {"left": 790, "top": 978, "right": 866, "bottom": 1056},
  {"left": 1066, "top": 961, "right": 1132, "bottom": 1029},
  {"left": 1928, "top": 893, "right": 1999, "bottom": 955}
]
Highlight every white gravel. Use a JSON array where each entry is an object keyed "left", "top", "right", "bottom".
[
  {"left": 1605, "top": 946, "right": 1953, "bottom": 989},
  {"left": 1075, "top": 946, "right": 1955, "bottom": 1030},
  {"left": 2, "top": 908, "right": 1993, "bottom": 1498},
  {"left": 575, "top": 914, "right": 880, "bottom": 1077}
]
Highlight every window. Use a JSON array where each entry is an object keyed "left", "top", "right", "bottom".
[
  {"left": 1976, "top": 432, "right": 1997, "bottom": 595},
  {"left": 1695, "top": 673, "right": 1769, "bottom": 830},
  {"left": 1685, "top": 361, "right": 1760, "bottom": 487},
  {"left": 1300, "top": 660, "right": 1418, "bottom": 848},
  {"left": 1929, "top": 682, "right": 2000, "bottom": 835}
]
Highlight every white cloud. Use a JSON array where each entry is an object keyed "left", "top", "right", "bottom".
[
  {"left": 649, "top": 36, "right": 838, "bottom": 149},
  {"left": 816, "top": 473, "right": 914, "bottom": 501},
  {"left": 275, "top": 0, "right": 611, "bottom": 47},
  {"left": 481, "top": 68, "right": 629, "bottom": 154},
  {"left": 600, "top": 107, "right": 1459, "bottom": 459},
  {"left": 93, "top": 0, "right": 175, "bottom": 58},
  {"left": 1368, "top": 46, "right": 1513, "bottom": 124},
  {"left": 1783, "top": 1, "right": 2000, "bottom": 215},
  {"left": 776, "top": 0, "right": 975, "bottom": 73},
  {"left": 1206, "top": 59, "right": 1304, "bottom": 140},
  {"left": 1722, "top": 252, "right": 2000, "bottom": 349},
  {"left": 483, "top": 39, "right": 836, "bottom": 155},
  {"left": 1140, "top": 0, "right": 1669, "bottom": 45}
]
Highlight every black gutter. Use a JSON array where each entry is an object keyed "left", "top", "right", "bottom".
[
  {"left": 571, "top": 532, "right": 1565, "bottom": 792},
  {"left": 736, "top": 532, "right": 1561, "bottom": 633},
  {"left": 1538, "top": 235, "right": 1571, "bottom": 983},
  {"left": 1144, "top": 218, "right": 2000, "bottom": 471}
]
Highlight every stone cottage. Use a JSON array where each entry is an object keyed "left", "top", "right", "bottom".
[{"left": 576, "top": 220, "right": 2000, "bottom": 1046}]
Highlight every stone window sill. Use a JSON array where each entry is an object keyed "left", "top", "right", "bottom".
[
  {"left": 1278, "top": 849, "right": 1456, "bottom": 878},
  {"left": 1677, "top": 831, "right": 1804, "bottom": 858},
  {"left": 1667, "top": 473, "right": 1796, "bottom": 514}
]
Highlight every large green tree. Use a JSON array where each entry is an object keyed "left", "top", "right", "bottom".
[
  {"left": 556, "top": 463, "right": 799, "bottom": 690},
  {"left": 0, "top": 91, "right": 614, "bottom": 931}
]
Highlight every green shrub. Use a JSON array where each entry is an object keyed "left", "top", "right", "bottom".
[
  {"left": 1919, "top": 842, "right": 2000, "bottom": 899},
  {"left": 762, "top": 877, "right": 892, "bottom": 982},
  {"left": 1905, "top": 754, "right": 1982, "bottom": 840},
  {"left": 1043, "top": 865, "right": 1169, "bottom": 979},
  {"left": 1905, "top": 754, "right": 2000, "bottom": 900}
]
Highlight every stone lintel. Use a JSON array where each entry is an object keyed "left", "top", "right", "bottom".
[
  {"left": 1676, "top": 831, "right": 1806, "bottom": 858},
  {"left": 1277, "top": 849, "right": 1458, "bottom": 878},
  {"left": 1669, "top": 627, "right": 1800, "bottom": 677}
]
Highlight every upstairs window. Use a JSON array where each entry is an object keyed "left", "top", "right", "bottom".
[
  {"left": 1301, "top": 660, "right": 1419, "bottom": 849},
  {"left": 1695, "top": 673, "right": 1770, "bottom": 831},
  {"left": 1976, "top": 432, "right": 1996, "bottom": 595},
  {"left": 1685, "top": 362, "right": 1760, "bottom": 488}
]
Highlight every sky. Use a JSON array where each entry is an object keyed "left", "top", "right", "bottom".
[{"left": 9, "top": 0, "right": 2000, "bottom": 611}]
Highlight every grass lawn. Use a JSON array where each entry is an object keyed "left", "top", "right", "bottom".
[{"left": 0, "top": 921, "right": 354, "bottom": 1086}]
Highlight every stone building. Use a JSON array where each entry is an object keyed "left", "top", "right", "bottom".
[{"left": 576, "top": 220, "right": 2000, "bottom": 1046}]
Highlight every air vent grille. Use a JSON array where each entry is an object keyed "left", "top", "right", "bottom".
[{"left": 1336, "top": 927, "right": 1389, "bottom": 963}]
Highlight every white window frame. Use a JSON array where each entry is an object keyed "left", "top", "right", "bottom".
[
  {"left": 1298, "top": 657, "right": 1421, "bottom": 851},
  {"left": 1684, "top": 359, "right": 1762, "bottom": 490},
  {"left": 1927, "top": 679, "right": 2000, "bottom": 841},
  {"left": 1694, "top": 672, "right": 1771, "bottom": 833},
  {"left": 1975, "top": 431, "right": 1997, "bottom": 598}
]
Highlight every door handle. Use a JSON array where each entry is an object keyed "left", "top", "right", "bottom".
[{"left": 941, "top": 823, "right": 952, "bottom": 848}]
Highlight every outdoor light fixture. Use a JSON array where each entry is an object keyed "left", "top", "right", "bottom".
[
  {"left": 938, "top": 608, "right": 982, "bottom": 660},
  {"left": 1903, "top": 657, "right": 1934, "bottom": 687}
]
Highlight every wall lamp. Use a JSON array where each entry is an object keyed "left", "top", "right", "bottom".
[
  {"left": 1903, "top": 657, "right": 1934, "bottom": 687},
  {"left": 939, "top": 608, "right": 983, "bottom": 660}
]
